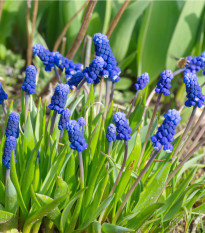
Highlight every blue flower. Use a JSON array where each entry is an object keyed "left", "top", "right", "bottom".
[
  {"left": 155, "top": 70, "right": 173, "bottom": 96},
  {"left": 66, "top": 120, "right": 88, "bottom": 152},
  {"left": 0, "top": 82, "right": 8, "bottom": 104},
  {"left": 3, "top": 136, "right": 17, "bottom": 169},
  {"left": 58, "top": 108, "right": 71, "bottom": 130},
  {"left": 48, "top": 84, "right": 70, "bottom": 114},
  {"left": 134, "top": 72, "right": 149, "bottom": 91},
  {"left": 151, "top": 109, "right": 181, "bottom": 153},
  {"left": 66, "top": 72, "right": 84, "bottom": 90},
  {"left": 21, "top": 65, "right": 37, "bottom": 95},
  {"left": 6, "top": 112, "right": 19, "bottom": 139},
  {"left": 53, "top": 51, "right": 83, "bottom": 75},
  {"left": 83, "top": 56, "right": 105, "bottom": 84},
  {"left": 93, "top": 33, "right": 121, "bottom": 82},
  {"left": 185, "top": 52, "right": 205, "bottom": 74},
  {"left": 33, "top": 44, "right": 55, "bottom": 71},
  {"left": 183, "top": 72, "right": 205, "bottom": 108},
  {"left": 77, "top": 117, "right": 85, "bottom": 128},
  {"left": 106, "top": 123, "right": 116, "bottom": 142},
  {"left": 113, "top": 112, "right": 131, "bottom": 141}
]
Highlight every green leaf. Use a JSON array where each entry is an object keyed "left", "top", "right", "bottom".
[
  {"left": 193, "top": 203, "right": 205, "bottom": 214},
  {"left": 54, "top": 176, "right": 69, "bottom": 199},
  {"left": 166, "top": 1, "right": 205, "bottom": 70},
  {"left": 0, "top": 181, "right": 5, "bottom": 205},
  {"left": 0, "top": 210, "right": 15, "bottom": 224},
  {"left": 5, "top": 177, "right": 18, "bottom": 214},
  {"left": 127, "top": 203, "right": 164, "bottom": 230},
  {"left": 10, "top": 151, "right": 28, "bottom": 218},
  {"left": 23, "top": 193, "right": 69, "bottom": 233},
  {"left": 110, "top": 1, "right": 149, "bottom": 61},
  {"left": 137, "top": 1, "right": 179, "bottom": 82},
  {"left": 102, "top": 223, "right": 134, "bottom": 233},
  {"left": 24, "top": 112, "right": 35, "bottom": 154},
  {"left": 115, "top": 78, "right": 132, "bottom": 90}
]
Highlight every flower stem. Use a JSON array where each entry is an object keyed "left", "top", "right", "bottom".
[
  {"left": 50, "top": 110, "right": 58, "bottom": 136},
  {"left": 127, "top": 91, "right": 139, "bottom": 118},
  {"left": 5, "top": 168, "right": 10, "bottom": 184},
  {"left": 172, "top": 105, "right": 197, "bottom": 162},
  {"left": 54, "top": 66, "right": 61, "bottom": 84},
  {"left": 99, "top": 141, "right": 128, "bottom": 223},
  {"left": 154, "top": 138, "right": 205, "bottom": 203},
  {"left": 25, "top": 93, "right": 30, "bottom": 123},
  {"left": 2, "top": 101, "right": 7, "bottom": 116},
  {"left": 60, "top": 129, "right": 64, "bottom": 142},
  {"left": 177, "top": 106, "right": 205, "bottom": 160},
  {"left": 104, "top": 78, "right": 111, "bottom": 118},
  {"left": 136, "top": 93, "right": 162, "bottom": 171},
  {"left": 97, "top": 77, "right": 104, "bottom": 114},
  {"left": 110, "top": 82, "right": 115, "bottom": 106},
  {"left": 113, "top": 149, "right": 159, "bottom": 224},
  {"left": 78, "top": 152, "right": 84, "bottom": 188}
]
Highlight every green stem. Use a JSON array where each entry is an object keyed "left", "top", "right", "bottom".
[
  {"left": 54, "top": 66, "right": 61, "bottom": 83},
  {"left": 2, "top": 101, "right": 7, "bottom": 116},
  {"left": 5, "top": 168, "right": 10, "bottom": 184},
  {"left": 113, "top": 149, "right": 159, "bottom": 224},
  {"left": 50, "top": 110, "right": 58, "bottom": 136},
  {"left": 127, "top": 91, "right": 139, "bottom": 118},
  {"left": 25, "top": 93, "right": 30, "bottom": 123}
]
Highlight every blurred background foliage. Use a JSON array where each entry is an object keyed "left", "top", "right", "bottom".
[{"left": 0, "top": 0, "right": 205, "bottom": 105}]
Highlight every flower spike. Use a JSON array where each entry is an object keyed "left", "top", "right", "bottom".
[
  {"left": 3, "top": 136, "right": 17, "bottom": 169},
  {"left": 0, "top": 82, "right": 8, "bottom": 104},
  {"left": 134, "top": 72, "right": 149, "bottom": 91},
  {"left": 58, "top": 108, "right": 71, "bottom": 130},
  {"left": 106, "top": 123, "right": 116, "bottom": 142},
  {"left": 22, "top": 65, "right": 37, "bottom": 95},
  {"left": 151, "top": 109, "right": 181, "bottom": 153},
  {"left": 6, "top": 112, "right": 19, "bottom": 139},
  {"left": 155, "top": 70, "right": 174, "bottom": 96}
]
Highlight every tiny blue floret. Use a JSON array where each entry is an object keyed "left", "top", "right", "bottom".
[
  {"left": 151, "top": 109, "right": 181, "bottom": 153},
  {"left": 5, "top": 112, "right": 19, "bottom": 139},
  {"left": 48, "top": 84, "right": 70, "bottom": 114},
  {"left": 3, "top": 136, "right": 17, "bottom": 169},
  {"left": 0, "top": 82, "right": 8, "bottom": 104},
  {"left": 66, "top": 120, "right": 88, "bottom": 152},
  {"left": 22, "top": 65, "right": 37, "bottom": 95},
  {"left": 66, "top": 72, "right": 84, "bottom": 90},
  {"left": 106, "top": 123, "right": 116, "bottom": 142},
  {"left": 155, "top": 70, "right": 174, "bottom": 96},
  {"left": 134, "top": 72, "right": 149, "bottom": 91},
  {"left": 113, "top": 112, "right": 131, "bottom": 141},
  {"left": 58, "top": 108, "right": 71, "bottom": 130}
]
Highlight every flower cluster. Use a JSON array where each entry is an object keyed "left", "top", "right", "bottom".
[
  {"left": 155, "top": 70, "right": 174, "bottom": 95},
  {"left": 93, "top": 33, "right": 120, "bottom": 82},
  {"left": 21, "top": 65, "right": 37, "bottom": 95},
  {"left": 185, "top": 52, "right": 205, "bottom": 74},
  {"left": 77, "top": 117, "right": 85, "bottom": 129},
  {"left": 83, "top": 56, "right": 105, "bottom": 84},
  {"left": 6, "top": 112, "right": 19, "bottom": 138},
  {"left": 48, "top": 84, "right": 70, "bottom": 114},
  {"left": 0, "top": 82, "right": 8, "bottom": 104},
  {"left": 106, "top": 123, "right": 116, "bottom": 142},
  {"left": 66, "top": 120, "right": 88, "bottom": 152},
  {"left": 113, "top": 112, "right": 131, "bottom": 141},
  {"left": 3, "top": 136, "right": 17, "bottom": 169},
  {"left": 151, "top": 109, "right": 181, "bottom": 153},
  {"left": 33, "top": 44, "right": 82, "bottom": 75},
  {"left": 134, "top": 72, "right": 149, "bottom": 91},
  {"left": 66, "top": 72, "right": 84, "bottom": 90},
  {"left": 58, "top": 108, "right": 71, "bottom": 130},
  {"left": 183, "top": 72, "right": 205, "bottom": 108}
]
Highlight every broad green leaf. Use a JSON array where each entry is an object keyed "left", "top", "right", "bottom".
[
  {"left": 193, "top": 203, "right": 205, "bottom": 214},
  {"left": 24, "top": 112, "right": 35, "bottom": 154},
  {"left": 0, "top": 180, "right": 5, "bottom": 205},
  {"left": 138, "top": 1, "right": 179, "bottom": 82},
  {"left": 127, "top": 203, "right": 164, "bottom": 230},
  {"left": 10, "top": 151, "right": 28, "bottom": 217},
  {"left": 166, "top": 1, "right": 205, "bottom": 70},
  {"left": 102, "top": 223, "right": 134, "bottom": 233},
  {"left": 0, "top": 210, "right": 15, "bottom": 224},
  {"left": 23, "top": 193, "right": 69, "bottom": 233},
  {"left": 5, "top": 177, "right": 18, "bottom": 214},
  {"left": 110, "top": 1, "right": 149, "bottom": 61}
]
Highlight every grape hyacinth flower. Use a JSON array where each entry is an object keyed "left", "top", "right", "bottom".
[
  {"left": 0, "top": 82, "right": 8, "bottom": 115},
  {"left": 66, "top": 72, "right": 84, "bottom": 90},
  {"left": 183, "top": 72, "right": 205, "bottom": 108},
  {"left": 113, "top": 112, "right": 131, "bottom": 141},
  {"left": 58, "top": 108, "right": 71, "bottom": 131},
  {"left": 185, "top": 52, "right": 205, "bottom": 74},
  {"left": 83, "top": 56, "right": 105, "bottom": 84},
  {"left": 22, "top": 65, "right": 37, "bottom": 95},
  {"left": 49, "top": 84, "right": 70, "bottom": 135},
  {"left": 48, "top": 84, "right": 70, "bottom": 114},
  {"left": 22, "top": 65, "right": 37, "bottom": 121},
  {"left": 77, "top": 117, "right": 86, "bottom": 131},
  {"left": 155, "top": 70, "right": 174, "bottom": 96},
  {"left": 58, "top": 108, "right": 71, "bottom": 140},
  {"left": 3, "top": 136, "right": 17, "bottom": 169},
  {"left": 127, "top": 72, "right": 150, "bottom": 118},
  {"left": 151, "top": 109, "right": 181, "bottom": 153},
  {"left": 66, "top": 120, "right": 88, "bottom": 152},
  {"left": 106, "top": 123, "right": 116, "bottom": 143},
  {"left": 6, "top": 112, "right": 19, "bottom": 139}
]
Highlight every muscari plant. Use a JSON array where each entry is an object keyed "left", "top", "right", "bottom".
[{"left": 0, "top": 32, "right": 205, "bottom": 233}]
